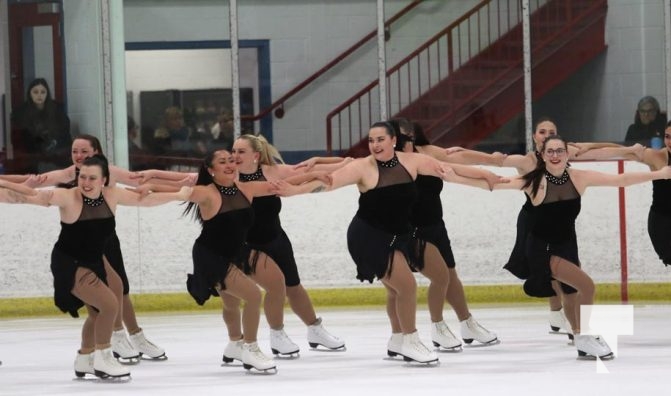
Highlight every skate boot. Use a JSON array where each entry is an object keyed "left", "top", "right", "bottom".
[
  {"left": 74, "top": 351, "right": 95, "bottom": 378},
  {"left": 242, "top": 342, "right": 277, "bottom": 373},
  {"left": 111, "top": 329, "right": 140, "bottom": 364},
  {"left": 307, "top": 317, "right": 345, "bottom": 350},
  {"left": 549, "top": 309, "right": 574, "bottom": 341},
  {"left": 575, "top": 334, "right": 614, "bottom": 360},
  {"left": 400, "top": 331, "right": 439, "bottom": 364},
  {"left": 222, "top": 338, "right": 243, "bottom": 363},
  {"left": 93, "top": 347, "right": 131, "bottom": 379},
  {"left": 270, "top": 327, "right": 300, "bottom": 357},
  {"left": 386, "top": 333, "right": 403, "bottom": 358},
  {"left": 460, "top": 315, "right": 498, "bottom": 345},
  {"left": 431, "top": 321, "right": 462, "bottom": 352},
  {"left": 129, "top": 330, "right": 166, "bottom": 360}
]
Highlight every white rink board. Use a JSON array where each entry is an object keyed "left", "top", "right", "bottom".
[{"left": 1, "top": 161, "right": 669, "bottom": 298}]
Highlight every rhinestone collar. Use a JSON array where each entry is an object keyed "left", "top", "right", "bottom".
[
  {"left": 376, "top": 155, "right": 399, "bottom": 168},
  {"left": 239, "top": 167, "right": 263, "bottom": 182},
  {"left": 215, "top": 183, "right": 238, "bottom": 196},
  {"left": 545, "top": 169, "right": 569, "bottom": 185},
  {"left": 82, "top": 193, "right": 105, "bottom": 207}
]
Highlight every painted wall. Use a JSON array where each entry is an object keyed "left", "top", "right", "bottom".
[{"left": 122, "top": 0, "right": 481, "bottom": 153}]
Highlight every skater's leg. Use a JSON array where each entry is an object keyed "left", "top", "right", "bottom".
[
  {"left": 286, "top": 285, "right": 317, "bottom": 326},
  {"left": 418, "top": 243, "right": 448, "bottom": 323},
  {"left": 248, "top": 252, "right": 286, "bottom": 330}
]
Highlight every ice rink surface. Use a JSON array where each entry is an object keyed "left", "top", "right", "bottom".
[{"left": 1, "top": 304, "right": 669, "bottom": 395}]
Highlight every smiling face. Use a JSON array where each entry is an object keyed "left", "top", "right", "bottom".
[
  {"left": 231, "top": 137, "right": 260, "bottom": 173},
  {"left": 533, "top": 120, "right": 557, "bottom": 151},
  {"left": 368, "top": 126, "right": 396, "bottom": 161},
  {"left": 78, "top": 164, "right": 106, "bottom": 198},
  {"left": 208, "top": 150, "right": 237, "bottom": 185},
  {"left": 71, "top": 139, "right": 99, "bottom": 168},
  {"left": 541, "top": 137, "right": 568, "bottom": 173},
  {"left": 665, "top": 126, "right": 671, "bottom": 151}
]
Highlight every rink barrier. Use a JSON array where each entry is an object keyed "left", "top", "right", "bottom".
[{"left": 0, "top": 282, "right": 669, "bottom": 318}]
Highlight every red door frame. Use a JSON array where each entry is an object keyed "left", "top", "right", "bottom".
[{"left": 8, "top": 2, "right": 64, "bottom": 108}]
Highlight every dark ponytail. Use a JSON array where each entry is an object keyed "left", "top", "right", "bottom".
[{"left": 182, "top": 151, "right": 218, "bottom": 223}]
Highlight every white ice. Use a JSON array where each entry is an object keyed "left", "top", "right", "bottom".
[{"left": 1, "top": 304, "right": 669, "bottom": 395}]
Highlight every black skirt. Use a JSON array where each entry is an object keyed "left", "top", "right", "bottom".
[
  {"left": 524, "top": 234, "right": 580, "bottom": 298},
  {"left": 409, "top": 222, "right": 456, "bottom": 271},
  {"left": 648, "top": 208, "right": 671, "bottom": 266},
  {"left": 188, "top": 241, "right": 239, "bottom": 305},
  {"left": 242, "top": 229, "right": 301, "bottom": 287},
  {"left": 347, "top": 215, "right": 412, "bottom": 283},
  {"left": 50, "top": 247, "right": 107, "bottom": 318}
]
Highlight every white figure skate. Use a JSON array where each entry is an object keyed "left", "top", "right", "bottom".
[
  {"left": 270, "top": 327, "right": 300, "bottom": 357},
  {"left": 431, "top": 321, "right": 462, "bottom": 352},
  {"left": 307, "top": 317, "right": 345, "bottom": 350}
]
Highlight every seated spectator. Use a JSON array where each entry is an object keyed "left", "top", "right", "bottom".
[
  {"left": 153, "top": 106, "right": 193, "bottom": 155},
  {"left": 209, "top": 110, "right": 234, "bottom": 151},
  {"left": 625, "top": 96, "right": 667, "bottom": 146}
]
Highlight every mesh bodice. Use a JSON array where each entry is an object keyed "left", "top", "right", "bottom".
[
  {"left": 410, "top": 174, "right": 444, "bottom": 226},
  {"left": 531, "top": 176, "right": 580, "bottom": 242},
  {"left": 55, "top": 194, "right": 115, "bottom": 261},
  {"left": 197, "top": 186, "right": 254, "bottom": 256},
  {"left": 238, "top": 167, "right": 282, "bottom": 244},
  {"left": 356, "top": 157, "right": 417, "bottom": 234}
]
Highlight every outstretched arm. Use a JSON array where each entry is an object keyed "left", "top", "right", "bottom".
[
  {"left": 447, "top": 163, "right": 508, "bottom": 190},
  {"left": 420, "top": 145, "right": 506, "bottom": 166},
  {"left": 569, "top": 142, "right": 643, "bottom": 161},
  {"left": 573, "top": 166, "right": 671, "bottom": 192},
  {"left": 114, "top": 185, "right": 193, "bottom": 207}
]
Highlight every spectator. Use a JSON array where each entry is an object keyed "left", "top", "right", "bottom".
[
  {"left": 625, "top": 96, "right": 667, "bottom": 147},
  {"left": 10, "top": 78, "right": 71, "bottom": 173},
  {"left": 153, "top": 106, "right": 193, "bottom": 156}
]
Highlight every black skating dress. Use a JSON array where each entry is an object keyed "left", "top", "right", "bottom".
[
  {"left": 59, "top": 168, "right": 131, "bottom": 295},
  {"left": 238, "top": 167, "right": 302, "bottom": 287},
  {"left": 187, "top": 184, "right": 254, "bottom": 305},
  {"left": 503, "top": 152, "right": 542, "bottom": 279},
  {"left": 408, "top": 174, "right": 456, "bottom": 270},
  {"left": 647, "top": 152, "right": 671, "bottom": 266},
  {"left": 347, "top": 155, "right": 417, "bottom": 282},
  {"left": 51, "top": 193, "right": 115, "bottom": 317},
  {"left": 523, "top": 170, "right": 580, "bottom": 298}
]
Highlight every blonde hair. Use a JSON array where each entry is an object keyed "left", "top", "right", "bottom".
[{"left": 237, "top": 134, "right": 284, "bottom": 165}]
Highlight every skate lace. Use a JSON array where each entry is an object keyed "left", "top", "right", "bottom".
[
  {"left": 408, "top": 337, "right": 432, "bottom": 355},
  {"left": 311, "top": 324, "right": 341, "bottom": 341},
  {"left": 273, "top": 329, "right": 297, "bottom": 346},
  {"left": 593, "top": 336, "right": 609, "bottom": 348},
  {"left": 437, "top": 322, "right": 456, "bottom": 338},
  {"left": 466, "top": 319, "right": 490, "bottom": 336},
  {"left": 248, "top": 343, "right": 272, "bottom": 363}
]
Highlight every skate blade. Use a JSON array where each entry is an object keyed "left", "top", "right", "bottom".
[
  {"left": 463, "top": 338, "right": 500, "bottom": 348},
  {"left": 577, "top": 351, "right": 615, "bottom": 361},
  {"left": 308, "top": 343, "right": 347, "bottom": 352},
  {"left": 271, "top": 350, "right": 300, "bottom": 359},
  {"left": 113, "top": 352, "right": 141, "bottom": 365},
  {"left": 243, "top": 364, "right": 278, "bottom": 375},
  {"left": 93, "top": 370, "right": 132, "bottom": 381},
  {"left": 139, "top": 353, "right": 167, "bottom": 361},
  {"left": 435, "top": 345, "right": 463, "bottom": 353},
  {"left": 549, "top": 330, "right": 571, "bottom": 336},
  {"left": 401, "top": 356, "right": 440, "bottom": 366}
]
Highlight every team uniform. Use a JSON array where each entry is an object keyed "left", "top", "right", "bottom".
[
  {"left": 237, "top": 166, "right": 344, "bottom": 354},
  {"left": 406, "top": 173, "right": 498, "bottom": 348},
  {"left": 647, "top": 153, "right": 671, "bottom": 266},
  {"left": 347, "top": 156, "right": 416, "bottom": 282},
  {"left": 187, "top": 184, "right": 254, "bottom": 304},
  {"left": 52, "top": 194, "right": 115, "bottom": 317},
  {"left": 523, "top": 171, "right": 580, "bottom": 298}
]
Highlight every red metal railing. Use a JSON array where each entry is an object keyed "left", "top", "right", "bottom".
[
  {"left": 240, "top": 0, "right": 422, "bottom": 124},
  {"left": 325, "top": 0, "right": 605, "bottom": 155}
]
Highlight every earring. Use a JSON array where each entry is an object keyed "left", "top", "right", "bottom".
[
  {"left": 254, "top": 160, "right": 257, "bottom": 164},
  {"left": 393, "top": 144, "right": 396, "bottom": 148}
]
